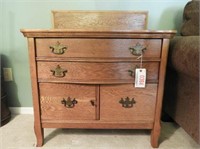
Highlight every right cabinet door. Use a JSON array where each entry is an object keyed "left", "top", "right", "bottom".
[{"left": 100, "top": 84, "right": 157, "bottom": 122}]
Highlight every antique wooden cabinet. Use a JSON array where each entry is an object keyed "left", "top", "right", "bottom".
[{"left": 21, "top": 11, "right": 176, "bottom": 148}]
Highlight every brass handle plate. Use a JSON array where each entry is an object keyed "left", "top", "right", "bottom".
[
  {"left": 119, "top": 97, "right": 136, "bottom": 108},
  {"left": 129, "top": 43, "right": 146, "bottom": 56},
  {"left": 61, "top": 97, "right": 78, "bottom": 108},
  {"left": 49, "top": 41, "right": 67, "bottom": 55},
  {"left": 51, "top": 65, "right": 67, "bottom": 78}
]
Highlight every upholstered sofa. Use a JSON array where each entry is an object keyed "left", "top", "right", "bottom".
[{"left": 163, "top": 0, "right": 199, "bottom": 144}]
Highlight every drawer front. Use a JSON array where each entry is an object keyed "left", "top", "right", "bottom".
[
  {"left": 100, "top": 84, "right": 157, "bottom": 122},
  {"left": 39, "top": 83, "right": 96, "bottom": 120},
  {"left": 36, "top": 38, "right": 161, "bottom": 58},
  {"left": 37, "top": 62, "right": 159, "bottom": 83}
]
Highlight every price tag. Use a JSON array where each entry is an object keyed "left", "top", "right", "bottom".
[{"left": 135, "top": 68, "right": 146, "bottom": 88}]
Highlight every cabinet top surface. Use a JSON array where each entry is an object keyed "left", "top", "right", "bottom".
[{"left": 20, "top": 29, "right": 176, "bottom": 38}]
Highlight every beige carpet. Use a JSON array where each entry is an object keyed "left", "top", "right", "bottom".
[{"left": 0, "top": 114, "right": 199, "bottom": 149}]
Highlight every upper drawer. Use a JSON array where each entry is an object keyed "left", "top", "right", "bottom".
[
  {"left": 37, "top": 61, "right": 159, "bottom": 84},
  {"left": 35, "top": 38, "right": 162, "bottom": 58}
]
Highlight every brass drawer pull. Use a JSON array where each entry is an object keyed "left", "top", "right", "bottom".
[
  {"left": 49, "top": 41, "right": 67, "bottom": 55},
  {"left": 51, "top": 65, "right": 67, "bottom": 78},
  {"left": 119, "top": 97, "right": 136, "bottom": 108},
  {"left": 129, "top": 43, "right": 146, "bottom": 56},
  {"left": 61, "top": 97, "right": 78, "bottom": 108}
]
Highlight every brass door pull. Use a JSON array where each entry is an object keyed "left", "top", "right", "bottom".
[
  {"left": 61, "top": 97, "right": 78, "bottom": 108},
  {"left": 90, "top": 100, "right": 97, "bottom": 106},
  {"left": 49, "top": 41, "right": 67, "bottom": 55},
  {"left": 119, "top": 97, "right": 136, "bottom": 108},
  {"left": 128, "top": 65, "right": 139, "bottom": 77},
  {"left": 51, "top": 65, "right": 67, "bottom": 78},
  {"left": 128, "top": 69, "right": 134, "bottom": 77},
  {"left": 129, "top": 43, "right": 146, "bottom": 56}
]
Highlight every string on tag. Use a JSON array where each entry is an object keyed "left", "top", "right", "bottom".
[
  {"left": 135, "top": 53, "right": 146, "bottom": 88},
  {"left": 137, "top": 53, "right": 143, "bottom": 68}
]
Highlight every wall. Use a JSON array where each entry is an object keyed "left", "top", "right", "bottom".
[{"left": 0, "top": 0, "right": 189, "bottom": 107}]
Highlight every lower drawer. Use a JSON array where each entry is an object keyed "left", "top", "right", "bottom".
[
  {"left": 39, "top": 83, "right": 97, "bottom": 120},
  {"left": 100, "top": 84, "right": 157, "bottom": 122}
]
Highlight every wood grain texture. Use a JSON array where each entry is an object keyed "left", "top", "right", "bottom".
[
  {"left": 42, "top": 120, "right": 153, "bottom": 129},
  {"left": 39, "top": 83, "right": 96, "bottom": 120},
  {"left": 36, "top": 38, "right": 161, "bottom": 58},
  {"left": 37, "top": 62, "right": 159, "bottom": 83},
  {"left": 100, "top": 84, "right": 157, "bottom": 122},
  {"left": 52, "top": 11, "right": 148, "bottom": 30}
]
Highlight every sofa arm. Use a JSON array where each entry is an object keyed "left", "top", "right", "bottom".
[
  {"left": 180, "top": 1, "right": 199, "bottom": 36},
  {"left": 168, "top": 36, "right": 199, "bottom": 79}
]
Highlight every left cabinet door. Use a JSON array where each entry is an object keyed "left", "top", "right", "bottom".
[{"left": 39, "top": 83, "right": 97, "bottom": 121}]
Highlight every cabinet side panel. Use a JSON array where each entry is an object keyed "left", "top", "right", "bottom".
[
  {"left": 151, "top": 39, "right": 170, "bottom": 148},
  {"left": 27, "top": 38, "right": 44, "bottom": 146}
]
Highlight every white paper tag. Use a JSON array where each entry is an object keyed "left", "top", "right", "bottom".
[{"left": 135, "top": 68, "right": 146, "bottom": 88}]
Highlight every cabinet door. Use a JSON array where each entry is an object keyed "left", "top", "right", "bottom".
[
  {"left": 100, "top": 84, "right": 157, "bottom": 122},
  {"left": 39, "top": 83, "right": 97, "bottom": 121}
]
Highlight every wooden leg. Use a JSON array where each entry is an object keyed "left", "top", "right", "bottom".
[
  {"left": 150, "top": 122, "right": 161, "bottom": 148},
  {"left": 34, "top": 123, "right": 44, "bottom": 147}
]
